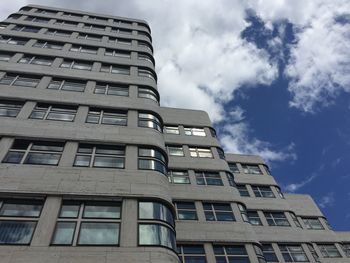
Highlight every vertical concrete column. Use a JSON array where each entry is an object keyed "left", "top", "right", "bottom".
[
  {"left": 196, "top": 201, "right": 205, "bottom": 221},
  {"left": 85, "top": 80, "right": 95, "bottom": 94},
  {"left": 231, "top": 203, "right": 243, "bottom": 223},
  {"left": 211, "top": 147, "right": 220, "bottom": 159},
  {"left": 17, "top": 101, "right": 36, "bottom": 119},
  {"left": 125, "top": 145, "right": 138, "bottom": 170},
  {"left": 130, "top": 66, "right": 138, "bottom": 78},
  {"left": 205, "top": 243, "right": 216, "bottom": 262},
  {"left": 271, "top": 243, "right": 285, "bottom": 262},
  {"left": 178, "top": 125, "right": 185, "bottom": 136},
  {"left": 52, "top": 57, "right": 63, "bottom": 69},
  {"left": 75, "top": 105, "right": 89, "bottom": 124},
  {"left": 62, "top": 43, "right": 72, "bottom": 52},
  {"left": 182, "top": 145, "right": 190, "bottom": 158},
  {"left": 311, "top": 243, "right": 323, "bottom": 262},
  {"left": 257, "top": 210, "right": 268, "bottom": 226},
  {"left": 71, "top": 32, "right": 79, "bottom": 39},
  {"left": 335, "top": 243, "right": 347, "bottom": 258},
  {"left": 38, "top": 28, "right": 47, "bottom": 34},
  {"left": 236, "top": 163, "right": 244, "bottom": 173},
  {"left": 131, "top": 51, "right": 138, "bottom": 61},
  {"left": 258, "top": 164, "right": 268, "bottom": 176},
  {"left": 245, "top": 244, "right": 259, "bottom": 263},
  {"left": 92, "top": 62, "right": 101, "bottom": 72},
  {"left": 301, "top": 243, "right": 316, "bottom": 262},
  {"left": 129, "top": 85, "right": 138, "bottom": 100},
  {"left": 25, "top": 39, "right": 36, "bottom": 47},
  {"left": 0, "top": 72, "right": 5, "bottom": 79},
  {"left": 221, "top": 171, "right": 230, "bottom": 187},
  {"left": 60, "top": 141, "right": 78, "bottom": 167},
  {"left": 101, "top": 36, "right": 109, "bottom": 44},
  {"left": 188, "top": 170, "right": 196, "bottom": 185},
  {"left": 120, "top": 198, "right": 138, "bottom": 247},
  {"left": 285, "top": 212, "right": 296, "bottom": 228},
  {"left": 245, "top": 185, "right": 255, "bottom": 197},
  {"left": 319, "top": 217, "right": 331, "bottom": 230},
  {"left": 128, "top": 110, "right": 138, "bottom": 128},
  {"left": 0, "top": 137, "right": 14, "bottom": 161},
  {"left": 97, "top": 47, "right": 105, "bottom": 57},
  {"left": 271, "top": 186, "right": 282, "bottom": 199},
  {"left": 10, "top": 53, "right": 22, "bottom": 63},
  {"left": 37, "top": 76, "right": 51, "bottom": 90},
  {"left": 31, "top": 196, "right": 61, "bottom": 246}
]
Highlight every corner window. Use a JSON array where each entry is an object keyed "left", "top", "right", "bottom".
[
  {"left": 0, "top": 73, "right": 40, "bottom": 88},
  {"left": 2, "top": 140, "right": 64, "bottom": 166},
  {"left": 48, "top": 79, "right": 86, "bottom": 92},
  {"left": 74, "top": 144, "right": 125, "bottom": 169},
  {"left": 226, "top": 173, "right": 235, "bottom": 187},
  {"left": 168, "top": 170, "right": 190, "bottom": 184},
  {"left": 242, "top": 164, "right": 262, "bottom": 174},
  {"left": 138, "top": 112, "right": 162, "bottom": 132},
  {"left": 0, "top": 199, "right": 44, "bottom": 245},
  {"left": 138, "top": 87, "right": 159, "bottom": 102},
  {"left": 265, "top": 212, "right": 290, "bottom": 227},
  {"left": 178, "top": 245, "right": 206, "bottom": 263},
  {"left": 279, "top": 244, "right": 309, "bottom": 262},
  {"left": 167, "top": 145, "right": 184, "bottom": 156},
  {"left": 138, "top": 147, "right": 167, "bottom": 175},
  {"left": 203, "top": 202, "right": 235, "bottom": 221},
  {"left": 138, "top": 40, "right": 153, "bottom": 53},
  {"left": 252, "top": 186, "right": 275, "bottom": 198},
  {"left": 318, "top": 244, "right": 341, "bottom": 258},
  {"left": 174, "top": 202, "right": 197, "bottom": 220},
  {"left": 86, "top": 108, "right": 127, "bottom": 126},
  {"left": 29, "top": 103, "right": 77, "bottom": 122},
  {"left": 307, "top": 244, "right": 320, "bottom": 262},
  {"left": 51, "top": 200, "right": 121, "bottom": 245},
  {"left": 184, "top": 127, "right": 206, "bottom": 136},
  {"left": 195, "top": 171, "right": 223, "bottom": 186},
  {"left": 138, "top": 68, "right": 156, "bottom": 81},
  {"left": 213, "top": 245, "right": 250, "bottom": 263},
  {"left": 94, "top": 83, "right": 129, "bottom": 96},
  {"left": 138, "top": 53, "right": 154, "bottom": 64},
  {"left": 189, "top": 147, "right": 213, "bottom": 158},
  {"left": 238, "top": 204, "right": 249, "bottom": 222},
  {"left": 217, "top": 148, "right": 225, "bottom": 159},
  {"left": 254, "top": 245, "right": 267, "bottom": 263},
  {"left": 0, "top": 100, "right": 23, "bottom": 117},
  {"left": 302, "top": 218, "right": 324, "bottom": 230},
  {"left": 138, "top": 201, "right": 175, "bottom": 250}
]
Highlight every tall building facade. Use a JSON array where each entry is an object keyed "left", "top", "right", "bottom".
[{"left": 0, "top": 4, "right": 348, "bottom": 263}]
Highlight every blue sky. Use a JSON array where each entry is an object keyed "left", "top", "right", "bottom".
[{"left": 1, "top": 0, "right": 349, "bottom": 230}]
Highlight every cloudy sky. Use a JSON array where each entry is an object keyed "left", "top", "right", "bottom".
[{"left": 1, "top": 0, "right": 349, "bottom": 230}]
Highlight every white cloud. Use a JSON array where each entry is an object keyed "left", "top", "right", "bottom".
[
  {"left": 318, "top": 192, "right": 335, "bottom": 208},
  {"left": 284, "top": 174, "right": 318, "bottom": 192},
  {"left": 220, "top": 122, "right": 297, "bottom": 163}
]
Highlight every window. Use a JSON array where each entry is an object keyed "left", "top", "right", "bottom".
[
  {"left": 262, "top": 244, "right": 278, "bottom": 262},
  {"left": 70, "top": 45, "right": 98, "bottom": 54},
  {"left": 29, "top": 103, "right": 77, "bottom": 122},
  {"left": 291, "top": 213, "right": 302, "bottom": 228},
  {"left": 226, "top": 173, "right": 235, "bottom": 187},
  {"left": 83, "top": 24, "right": 105, "bottom": 31},
  {"left": 86, "top": 108, "right": 127, "bottom": 126},
  {"left": 0, "top": 73, "right": 40, "bottom": 88},
  {"left": 74, "top": 144, "right": 125, "bottom": 169},
  {"left": 0, "top": 199, "right": 43, "bottom": 245},
  {"left": 318, "top": 244, "right": 341, "bottom": 258},
  {"left": 138, "top": 53, "right": 154, "bottom": 64},
  {"left": 252, "top": 186, "right": 275, "bottom": 198},
  {"left": 51, "top": 200, "right": 121, "bottom": 245},
  {"left": 138, "top": 147, "right": 167, "bottom": 175},
  {"left": 0, "top": 24, "right": 7, "bottom": 30},
  {"left": 184, "top": 127, "right": 206, "bottom": 136},
  {"left": 237, "top": 185, "right": 250, "bottom": 197},
  {"left": 45, "top": 29, "right": 71, "bottom": 37},
  {"left": 48, "top": 79, "right": 86, "bottom": 92},
  {"left": 33, "top": 41, "right": 63, "bottom": 50},
  {"left": 138, "top": 31, "right": 152, "bottom": 41},
  {"left": 105, "top": 49, "right": 131, "bottom": 58},
  {"left": 168, "top": 170, "right": 190, "bottom": 184},
  {"left": 247, "top": 211, "right": 262, "bottom": 226},
  {"left": 54, "top": 20, "right": 78, "bottom": 27},
  {"left": 195, "top": 171, "right": 223, "bottom": 186},
  {"left": 62, "top": 13, "right": 83, "bottom": 19},
  {"left": 138, "top": 68, "right": 156, "bottom": 81},
  {"left": 111, "top": 28, "right": 133, "bottom": 35},
  {"left": 174, "top": 202, "right": 197, "bottom": 220},
  {"left": 276, "top": 187, "right": 284, "bottom": 199},
  {"left": 138, "top": 201, "right": 175, "bottom": 250},
  {"left": 254, "top": 245, "right": 267, "bottom": 263},
  {"left": 242, "top": 164, "right": 262, "bottom": 174},
  {"left": 228, "top": 163, "right": 240, "bottom": 173},
  {"left": 302, "top": 218, "right": 324, "bottom": 230},
  {"left": 138, "top": 112, "right": 162, "bottom": 132},
  {"left": 279, "top": 245, "right": 309, "bottom": 262},
  {"left": 138, "top": 87, "right": 159, "bottom": 102},
  {"left": 77, "top": 33, "right": 101, "bottom": 41},
  {"left": 164, "top": 126, "right": 179, "bottom": 135},
  {"left": 307, "top": 244, "right": 320, "bottom": 262},
  {"left": 2, "top": 140, "right": 64, "bottom": 166},
  {"left": 0, "top": 52, "right": 12, "bottom": 61},
  {"left": 100, "top": 64, "right": 130, "bottom": 75},
  {"left": 94, "top": 83, "right": 129, "bottom": 96},
  {"left": 167, "top": 145, "right": 184, "bottom": 156},
  {"left": 217, "top": 148, "right": 225, "bottom": 159},
  {"left": 263, "top": 165, "right": 271, "bottom": 175},
  {"left": 88, "top": 16, "right": 108, "bottom": 23},
  {"left": 265, "top": 212, "right": 290, "bottom": 226},
  {"left": 12, "top": 25, "right": 40, "bottom": 33},
  {"left": 213, "top": 245, "right": 250, "bottom": 263},
  {"left": 238, "top": 204, "right": 249, "bottom": 222},
  {"left": 0, "top": 100, "right": 23, "bottom": 117},
  {"left": 189, "top": 147, "right": 213, "bottom": 158},
  {"left": 203, "top": 202, "right": 235, "bottom": 221},
  {"left": 60, "top": 60, "right": 92, "bottom": 71},
  {"left": 35, "top": 9, "right": 57, "bottom": 15},
  {"left": 0, "top": 35, "right": 27, "bottom": 45},
  {"left": 24, "top": 16, "right": 50, "bottom": 23},
  {"left": 209, "top": 127, "right": 217, "bottom": 137},
  {"left": 342, "top": 243, "right": 350, "bottom": 257},
  {"left": 108, "top": 37, "right": 132, "bottom": 45},
  {"left": 178, "top": 245, "right": 206, "bottom": 263},
  {"left": 19, "top": 55, "right": 53, "bottom": 66}
]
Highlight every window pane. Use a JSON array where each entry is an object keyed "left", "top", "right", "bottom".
[
  {"left": 60, "top": 204, "right": 80, "bottom": 218},
  {"left": 139, "top": 202, "right": 174, "bottom": 226},
  {"left": 0, "top": 221, "right": 36, "bottom": 244},
  {"left": 78, "top": 222, "right": 119, "bottom": 245},
  {"left": 25, "top": 153, "right": 60, "bottom": 165},
  {"left": 83, "top": 203, "right": 120, "bottom": 218},
  {"left": 139, "top": 224, "right": 175, "bottom": 249},
  {"left": 0, "top": 201, "right": 42, "bottom": 217},
  {"left": 51, "top": 222, "right": 76, "bottom": 245},
  {"left": 74, "top": 155, "right": 91, "bottom": 167},
  {"left": 2, "top": 151, "right": 24, "bottom": 163},
  {"left": 93, "top": 156, "right": 124, "bottom": 168}
]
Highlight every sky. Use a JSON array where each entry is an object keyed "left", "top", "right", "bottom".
[{"left": 0, "top": 0, "right": 349, "bottom": 230}]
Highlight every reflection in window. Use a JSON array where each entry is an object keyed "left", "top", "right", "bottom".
[
  {"left": 52, "top": 200, "right": 121, "bottom": 245},
  {"left": 138, "top": 87, "right": 159, "bottom": 102},
  {"left": 242, "top": 164, "right": 262, "bottom": 174},
  {"left": 18, "top": 55, "right": 53, "bottom": 66},
  {"left": 167, "top": 145, "right": 184, "bottom": 156},
  {"left": 139, "top": 201, "right": 174, "bottom": 225},
  {"left": 30, "top": 103, "right": 77, "bottom": 122},
  {"left": 213, "top": 245, "right": 250, "bottom": 263},
  {"left": 164, "top": 126, "right": 179, "bottom": 135},
  {"left": 279, "top": 244, "right": 309, "bottom": 262},
  {"left": 94, "top": 83, "right": 129, "bottom": 96},
  {"left": 0, "top": 35, "right": 27, "bottom": 45},
  {"left": 203, "top": 202, "right": 235, "bottom": 221},
  {"left": 60, "top": 60, "right": 92, "bottom": 71},
  {"left": 138, "top": 147, "right": 167, "bottom": 175},
  {"left": 174, "top": 202, "right": 197, "bottom": 220},
  {"left": 0, "top": 100, "right": 23, "bottom": 117},
  {"left": 189, "top": 147, "right": 213, "bottom": 158},
  {"left": 178, "top": 245, "right": 206, "bottom": 263},
  {"left": 302, "top": 218, "right": 324, "bottom": 230},
  {"left": 48, "top": 79, "right": 86, "bottom": 92},
  {"left": 184, "top": 127, "right": 206, "bottom": 136},
  {"left": 252, "top": 186, "right": 275, "bottom": 198},
  {"left": 228, "top": 163, "right": 240, "bottom": 173},
  {"left": 0, "top": 73, "right": 40, "bottom": 88},
  {"left": 100, "top": 64, "right": 130, "bottom": 74},
  {"left": 33, "top": 41, "right": 63, "bottom": 50},
  {"left": 318, "top": 244, "right": 342, "bottom": 258},
  {"left": 168, "top": 170, "right": 190, "bottom": 184},
  {"left": 262, "top": 244, "right": 279, "bottom": 262},
  {"left": 86, "top": 108, "right": 127, "bottom": 126},
  {"left": 237, "top": 185, "right": 250, "bottom": 197},
  {"left": 138, "top": 112, "right": 162, "bottom": 132},
  {"left": 195, "top": 171, "right": 223, "bottom": 186},
  {"left": 247, "top": 211, "right": 262, "bottom": 226},
  {"left": 265, "top": 212, "right": 290, "bottom": 227}
]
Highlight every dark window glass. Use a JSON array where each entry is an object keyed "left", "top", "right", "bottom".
[
  {"left": 279, "top": 245, "right": 309, "bottom": 262},
  {"left": 29, "top": 103, "right": 77, "bottom": 122},
  {"left": 139, "top": 201, "right": 174, "bottom": 226},
  {"left": 262, "top": 244, "right": 278, "bottom": 262},
  {"left": 94, "top": 83, "right": 129, "bottom": 96},
  {"left": 195, "top": 171, "right": 223, "bottom": 186},
  {"left": 138, "top": 112, "right": 162, "bottom": 132},
  {"left": 168, "top": 170, "right": 190, "bottom": 184},
  {"left": 175, "top": 202, "right": 197, "bottom": 220},
  {"left": 252, "top": 186, "right": 275, "bottom": 198},
  {"left": 213, "top": 245, "right": 249, "bottom": 263},
  {"left": 0, "top": 100, "right": 23, "bottom": 117},
  {"left": 138, "top": 87, "right": 159, "bottom": 102},
  {"left": 178, "top": 244, "right": 206, "bottom": 263},
  {"left": 48, "top": 79, "right": 86, "bottom": 92},
  {"left": 86, "top": 109, "right": 127, "bottom": 126},
  {"left": 237, "top": 185, "right": 250, "bottom": 197},
  {"left": 138, "top": 147, "right": 167, "bottom": 175},
  {"left": 265, "top": 212, "right": 290, "bottom": 227},
  {"left": 203, "top": 203, "right": 235, "bottom": 221},
  {"left": 247, "top": 211, "right": 262, "bottom": 226}
]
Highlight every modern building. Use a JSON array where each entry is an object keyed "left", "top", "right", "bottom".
[{"left": 0, "top": 4, "right": 348, "bottom": 263}]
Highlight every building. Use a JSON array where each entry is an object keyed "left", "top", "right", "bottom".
[{"left": 0, "top": 4, "right": 348, "bottom": 263}]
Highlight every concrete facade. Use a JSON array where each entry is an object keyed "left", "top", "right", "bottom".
[{"left": 0, "top": 4, "right": 348, "bottom": 263}]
